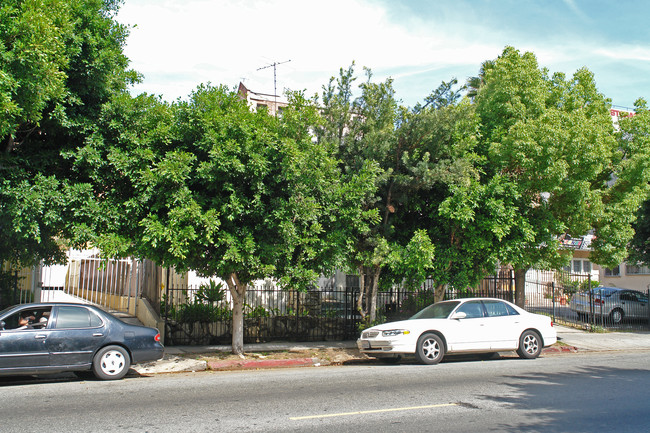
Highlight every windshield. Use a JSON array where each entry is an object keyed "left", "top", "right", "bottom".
[{"left": 410, "top": 301, "right": 460, "bottom": 320}]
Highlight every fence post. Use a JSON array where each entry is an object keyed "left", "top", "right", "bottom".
[
  {"left": 588, "top": 276, "right": 594, "bottom": 327},
  {"left": 551, "top": 281, "right": 556, "bottom": 324},
  {"left": 647, "top": 288, "right": 650, "bottom": 330},
  {"left": 295, "top": 290, "right": 300, "bottom": 333},
  {"left": 164, "top": 267, "right": 170, "bottom": 320}
]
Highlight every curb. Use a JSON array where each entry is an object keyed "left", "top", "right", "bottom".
[{"left": 135, "top": 344, "right": 581, "bottom": 375}]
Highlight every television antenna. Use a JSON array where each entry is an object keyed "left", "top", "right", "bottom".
[{"left": 257, "top": 59, "right": 291, "bottom": 115}]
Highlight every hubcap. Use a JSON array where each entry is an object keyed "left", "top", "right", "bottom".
[
  {"left": 100, "top": 350, "right": 125, "bottom": 376},
  {"left": 523, "top": 334, "right": 538, "bottom": 354},
  {"left": 422, "top": 338, "right": 440, "bottom": 360},
  {"left": 612, "top": 310, "right": 622, "bottom": 323}
]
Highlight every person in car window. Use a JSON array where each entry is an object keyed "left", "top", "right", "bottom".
[{"left": 17, "top": 314, "right": 36, "bottom": 329}]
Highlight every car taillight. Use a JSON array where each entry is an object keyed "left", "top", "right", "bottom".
[
  {"left": 550, "top": 320, "right": 554, "bottom": 327},
  {"left": 594, "top": 299, "right": 603, "bottom": 305},
  {"left": 154, "top": 333, "right": 161, "bottom": 342}
]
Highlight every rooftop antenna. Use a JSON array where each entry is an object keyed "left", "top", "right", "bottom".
[{"left": 257, "top": 59, "right": 291, "bottom": 116}]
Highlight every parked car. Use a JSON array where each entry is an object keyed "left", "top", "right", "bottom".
[
  {"left": 0, "top": 302, "right": 164, "bottom": 380},
  {"left": 357, "top": 298, "right": 556, "bottom": 365},
  {"left": 569, "top": 287, "right": 649, "bottom": 324}
]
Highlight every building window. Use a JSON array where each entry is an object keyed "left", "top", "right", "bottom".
[
  {"left": 626, "top": 263, "right": 650, "bottom": 275},
  {"left": 604, "top": 266, "right": 620, "bottom": 276},
  {"left": 571, "top": 259, "right": 592, "bottom": 274}
]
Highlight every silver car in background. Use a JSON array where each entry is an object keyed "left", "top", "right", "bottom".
[{"left": 569, "top": 287, "right": 648, "bottom": 324}]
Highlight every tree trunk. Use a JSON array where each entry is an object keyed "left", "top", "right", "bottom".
[
  {"left": 434, "top": 283, "right": 447, "bottom": 303},
  {"left": 514, "top": 268, "right": 527, "bottom": 308},
  {"left": 356, "top": 268, "right": 367, "bottom": 319},
  {"left": 226, "top": 273, "right": 246, "bottom": 356},
  {"left": 368, "top": 267, "right": 381, "bottom": 323},
  {"left": 356, "top": 266, "right": 382, "bottom": 324}
]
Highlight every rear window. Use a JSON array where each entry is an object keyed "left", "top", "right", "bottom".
[{"left": 483, "top": 300, "right": 519, "bottom": 317}]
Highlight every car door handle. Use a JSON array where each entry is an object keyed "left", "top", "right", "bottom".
[
  {"left": 34, "top": 334, "right": 47, "bottom": 340},
  {"left": 93, "top": 333, "right": 104, "bottom": 337}
]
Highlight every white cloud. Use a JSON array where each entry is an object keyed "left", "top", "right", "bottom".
[
  {"left": 595, "top": 46, "right": 650, "bottom": 62},
  {"left": 118, "top": 0, "right": 505, "bottom": 101},
  {"left": 117, "top": 0, "right": 649, "bottom": 107}
]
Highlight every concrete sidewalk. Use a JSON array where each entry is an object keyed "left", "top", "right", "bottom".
[
  {"left": 132, "top": 325, "right": 650, "bottom": 375},
  {"left": 555, "top": 325, "right": 650, "bottom": 352}
]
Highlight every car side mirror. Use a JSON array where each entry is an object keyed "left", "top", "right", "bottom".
[{"left": 451, "top": 312, "right": 467, "bottom": 320}]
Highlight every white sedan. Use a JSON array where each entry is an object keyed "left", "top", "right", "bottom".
[{"left": 357, "top": 298, "right": 557, "bottom": 364}]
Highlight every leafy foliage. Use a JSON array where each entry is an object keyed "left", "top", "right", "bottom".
[{"left": 0, "top": 0, "right": 135, "bottom": 267}]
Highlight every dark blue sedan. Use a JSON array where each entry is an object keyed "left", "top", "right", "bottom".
[{"left": 0, "top": 303, "right": 164, "bottom": 380}]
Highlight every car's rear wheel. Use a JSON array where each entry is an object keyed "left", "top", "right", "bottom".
[
  {"left": 610, "top": 308, "right": 624, "bottom": 324},
  {"left": 415, "top": 333, "right": 444, "bottom": 365},
  {"left": 516, "top": 330, "right": 542, "bottom": 359},
  {"left": 93, "top": 345, "right": 131, "bottom": 380}
]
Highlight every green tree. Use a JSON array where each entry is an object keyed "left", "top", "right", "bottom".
[
  {"left": 318, "top": 65, "right": 492, "bottom": 320},
  {"left": 317, "top": 65, "right": 427, "bottom": 324},
  {"left": 0, "top": 0, "right": 136, "bottom": 266},
  {"left": 602, "top": 99, "right": 650, "bottom": 266},
  {"left": 79, "top": 85, "right": 373, "bottom": 354},
  {"left": 473, "top": 47, "right": 646, "bottom": 306},
  {"left": 391, "top": 95, "right": 517, "bottom": 302}
]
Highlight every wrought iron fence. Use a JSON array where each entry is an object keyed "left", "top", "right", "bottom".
[
  {"left": 525, "top": 271, "right": 650, "bottom": 331},
  {"left": 162, "top": 282, "right": 360, "bottom": 345},
  {"left": 161, "top": 272, "right": 517, "bottom": 345},
  {"left": 162, "top": 270, "right": 649, "bottom": 345}
]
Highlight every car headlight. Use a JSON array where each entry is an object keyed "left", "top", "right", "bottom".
[{"left": 382, "top": 329, "right": 410, "bottom": 337}]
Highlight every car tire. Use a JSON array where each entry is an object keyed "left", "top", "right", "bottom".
[
  {"left": 516, "top": 330, "right": 542, "bottom": 359},
  {"left": 415, "top": 333, "right": 445, "bottom": 365},
  {"left": 576, "top": 312, "right": 586, "bottom": 321},
  {"left": 92, "top": 345, "right": 131, "bottom": 380},
  {"left": 610, "top": 308, "right": 624, "bottom": 324}
]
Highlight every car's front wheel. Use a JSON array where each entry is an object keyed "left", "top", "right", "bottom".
[
  {"left": 93, "top": 345, "right": 131, "bottom": 380},
  {"left": 415, "top": 333, "right": 445, "bottom": 365},
  {"left": 516, "top": 330, "right": 542, "bottom": 359}
]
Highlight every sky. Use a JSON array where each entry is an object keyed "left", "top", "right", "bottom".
[{"left": 116, "top": 0, "right": 650, "bottom": 110}]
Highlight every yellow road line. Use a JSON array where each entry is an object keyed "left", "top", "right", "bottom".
[{"left": 290, "top": 403, "right": 457, "bottom": 420}]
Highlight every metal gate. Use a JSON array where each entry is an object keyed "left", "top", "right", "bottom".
[{"left": 1, "top": 250, "right": 143, "bottom": 317}]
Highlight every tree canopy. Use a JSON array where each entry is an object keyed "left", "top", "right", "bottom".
[
  {"left": 0, "top": 0, "right": 136, "bottom": 266},
  {"left": 77, "top": 85, "right": 375, "bottom": 353}
]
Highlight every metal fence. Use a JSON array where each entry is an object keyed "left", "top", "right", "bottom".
[
  {"left": 162, "top": 282, "right": 361, "bottom": 345},
  {"left": 0, "top": 252, "right": 143, "bottom": 316},
  {"left": 524, "top": 271, "right": 650, "bottom": 331},
  {"left": 161, "top": 270, "right": 649, "bottom": 345},
  {"left": 161, "top": 272, "right": 517, "bottom": 345}
]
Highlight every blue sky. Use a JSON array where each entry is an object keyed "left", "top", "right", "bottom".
[{"left": 117, "top": 0, "right": 650, "bottom": 110}]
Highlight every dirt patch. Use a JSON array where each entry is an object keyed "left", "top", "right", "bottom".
[{"left": 189, "top": 348, "right": 369, "bottom": 365}]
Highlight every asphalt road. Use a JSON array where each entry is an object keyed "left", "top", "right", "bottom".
[{"left": 2, "top": 351, "right": 649, "bottom": 432}]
